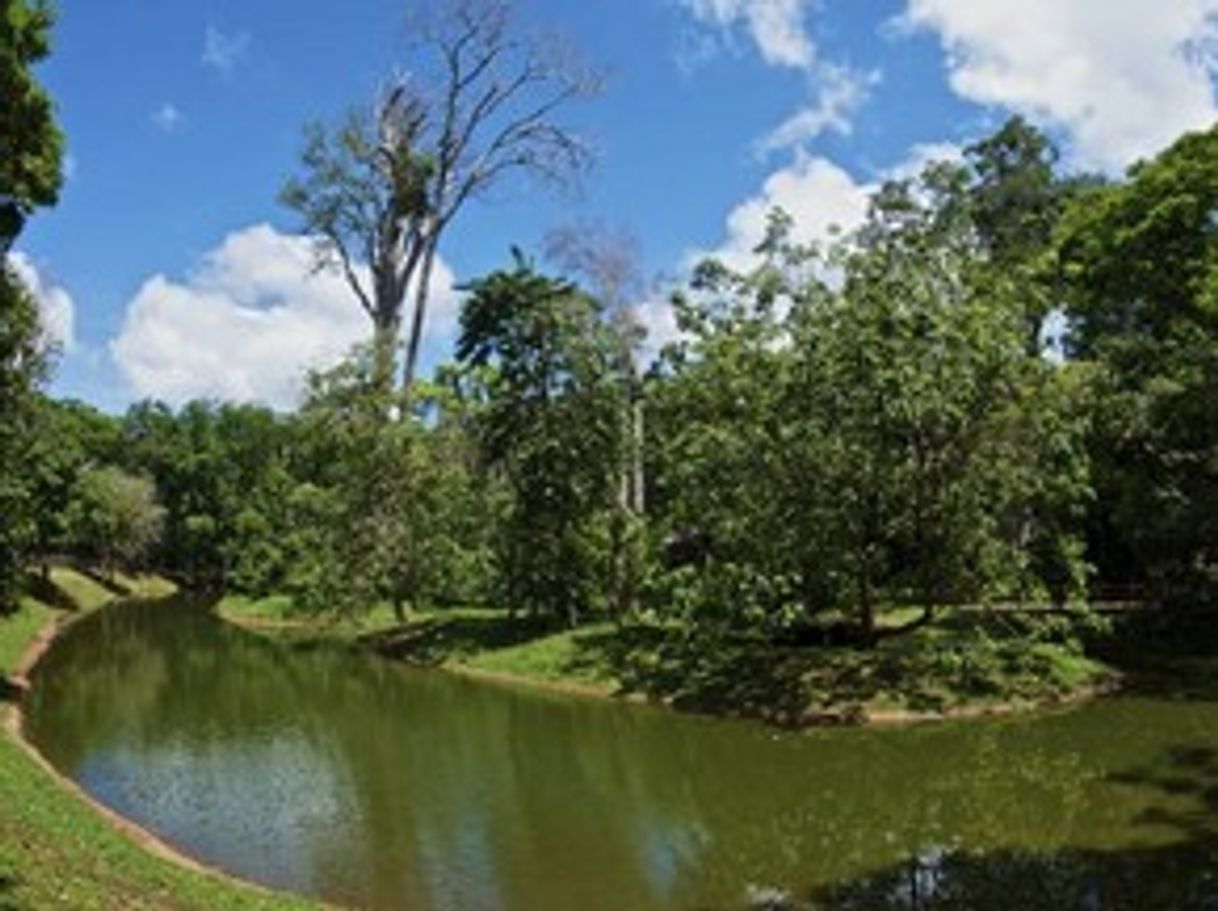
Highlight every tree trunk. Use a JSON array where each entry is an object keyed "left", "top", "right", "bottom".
[
  {"left": 858, "top": 563, "right": 876, "bottom": 647},
  {"left": 371, "top": 320, "right": 400, "bottom": 397},
  {"left": 631, "top": 393, "right": 645, "bottom": 515},
  {"left": 402, "top": 225, "right": 439, "bottom": 397}
]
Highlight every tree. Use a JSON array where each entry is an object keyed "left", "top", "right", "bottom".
[
  {"left": 544, "top": 219, "right": 648, "bottom": 614},
  {"left": 457, "top": 253, "right": 627, "bottom": 625},
  {"left": 26, "top": 398, "right": 121, "bottom": 577},
  {"left": 0, "top": 0, "right": 63, "bottom": 250},
  {"left": 0, "top": 0, "right": 62, "bottom": 609},
  {"left": 0, "top": 269, "right": 45, "bottom": 607},
  {"left": 1058, "top": 125, "right": 1218, "bottom": 605},
  {"left": 282, "top": 0, "right": 600, "bottom": 395},
  {"left": 287, "top": 351, "right": 497, "bottom": 621},
  {"left": 650, "top": 167, "right": 1090, "bottom": 644},
  {"left": 64, "top": 466, "right": 166, "bottom": 578},
  {"left": 789, "top": 174, "right": 1090, "bottom": 641}
]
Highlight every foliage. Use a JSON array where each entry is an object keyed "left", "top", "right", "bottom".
[
  {"left": 649, "top": 166, "right": 1091, "bottom": 641},
  {"left": 0, "top": 0, "right": 63, "bottom": 249},
  {"left": 457, "top": 253, "right": 628, "bottom": 625},
  {"left": 1058, "top": 125, "right": 1218, "bottom": 605},
  {"left": 0, "top": 0, "right": 61, "bottom": 611},
  {"left": 287, "top": 354, "right": 497, "bottom": 619},
  {"left": 63, "top": 466, "right": 165, "bottom": 576},
  {"left": 0, "top": 266, "right": 45, "bottom": 610}
]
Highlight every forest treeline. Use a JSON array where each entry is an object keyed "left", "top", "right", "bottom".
[{"left": 6, "top": 112, "right": 1218, "bottom": 646}]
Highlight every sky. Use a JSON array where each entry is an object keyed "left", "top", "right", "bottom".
[{"left": 14, "top": 0, "right": 1218, "bottom": 412}]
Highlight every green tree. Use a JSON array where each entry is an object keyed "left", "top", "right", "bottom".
[
  {"left": 1058, "top": 125, "right": 1218, "bottom": 605},
  {"left": 26, "top": 398, "right": 121, "bottom": 576},
  {"left": 0, "top": 0, "right": 63, "bottom": 249},
  {"left": 457, "top": 254, "right": 627, "bottom": 626},
  {"left": 652, "top": 169, "right": 1090, "bottom": 643},
  {"left": 0, "top": 269, "right": 45, "bottom": 608},
  {"left": 0, "top": 0, "right": 62, "bottom": 609},
  {"left": 64, "top": 466, "right": 166, "bottom": 578},
  {"left": 287, "top": 351, "right": 496, "bottom": 620},
  {"left": 790, "top": 175, "right": 1090, "bottom": 641}
]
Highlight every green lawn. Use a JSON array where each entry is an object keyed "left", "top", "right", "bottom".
[
  {"left": 217, "top": 594, "right": 1115, "bottom": 725},
  {"left": 1, "top": 568, "right": 316, "bottom": 910}
]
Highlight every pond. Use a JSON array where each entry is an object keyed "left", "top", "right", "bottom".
[{"left": 22, "top": 598, "right": 1218, "bottom": 910}]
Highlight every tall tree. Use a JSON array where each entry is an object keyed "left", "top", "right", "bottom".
[
  {"left": 282, "top": 0, "right": 600, "bottom": 395},
  {"left": 0, "top": 0, "right": 63, "bottom": 251},
  {"left": 457, "top": 253, "right": 627, "bottom": 626},
  {"left": 544, "top": 220, "right": 647, "bottom": 615},
  {"left": 0, "top": 0, "right": 62, "bottom": 609},
  {"left": 1058, "top": 126, "right": 1218, "bottom": 605}
]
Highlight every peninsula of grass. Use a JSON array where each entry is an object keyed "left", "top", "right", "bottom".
[
  {"left": 217, "top": 594, "right": 1117, "bottom": 726},
  {"left": 1, "top": 567, "right": 316, "bottom": 911}
]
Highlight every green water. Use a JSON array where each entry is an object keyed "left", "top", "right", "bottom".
[{"left": 22, "top": 599, "right": 1218, "bottom": 910}]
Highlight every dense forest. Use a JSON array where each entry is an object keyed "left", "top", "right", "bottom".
[{"left": 4, "top": 0, "right": 1218, "bottom": 694}]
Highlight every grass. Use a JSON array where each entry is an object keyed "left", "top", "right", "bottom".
[
  {"left": 218, "top": 594, "right": 1116, "bottom": 725},
  {"left": 1, "top": 567, "right": 315, "bottom": 910}
]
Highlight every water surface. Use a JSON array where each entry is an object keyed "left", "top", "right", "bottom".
[{"left": 24, "top": 600, "right": 1218, "bottom": 910}]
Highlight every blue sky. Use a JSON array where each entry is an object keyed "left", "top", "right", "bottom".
[{"left": 15, "top": 0, "right": 1218, "bottom": 411}]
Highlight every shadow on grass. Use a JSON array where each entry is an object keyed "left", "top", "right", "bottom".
[
  {"left": 0, "top": 872, "right": 19, "bottom": 911},
  {"left": 22, "top": 572, "right": 76, "bottom": 612},
  {"left": 74, "top": 566, "right": 132, "bottom": 598},
  {"left": 568, "top": 619, "right": 1089, "bottom": 726},
  {"left": 357, "top": 612, "right": 560, "bottom": 666},
  {"left": 1090, "top": 612, "right": 1218, "bottom": 704},
  {"left": 766, "top": 745, "right": 1218, "bottom": 910},
  {"left": 0, "top": 678, "right": 24, "bottom": 704}
]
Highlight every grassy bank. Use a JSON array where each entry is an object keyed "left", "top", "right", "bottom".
[
  {"left": 218, "top": 595, "right": 1116, "bottom": 726},
  {"left": 1, "top": 568, "right": 315, "bottom": 910}
]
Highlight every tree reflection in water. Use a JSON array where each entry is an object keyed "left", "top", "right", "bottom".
[{"left": 757, "top": 746, "right": 1218, "bottom": 911}]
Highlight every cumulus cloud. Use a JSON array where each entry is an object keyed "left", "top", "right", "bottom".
[
  {"left": 900, "top": 0, "right": 1218, "bottom": 170},
  {"left": 8, "top": 251, "right": 75, "bottom": 351},
  {"left": 632, "top": 152, "right": 872, "bottom": 357},
  {"left": 110, "top": 224, "right": 459, "bottom": 409},
  {"left": 633, "top": 141, "right": 968, "bottom": 355},
  {"left": 689, "top": 151, "right": 873, "bottom": 273},
  {"left": 202, "top": 26, "right": 251, "bottom": 75}
]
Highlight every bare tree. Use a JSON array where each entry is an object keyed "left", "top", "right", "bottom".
[
  {"left": 545, "top": 220, "right": 649, "bottom": 619},
  {"left": 282, "top": 0, "right": 601, "bottom": 396},
  {"left": 545, "top": 219, "right": 646, "bottom": 515}
]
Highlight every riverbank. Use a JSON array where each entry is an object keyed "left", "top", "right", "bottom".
[
  {"left": 0, "top": 568, "right": 317, "bottom": 910},
  {"left": 217, "top": 595, "right": 1119, "bottom": 727}
]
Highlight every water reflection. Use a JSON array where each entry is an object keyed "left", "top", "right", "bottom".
[{"left": 23, "top": 599, "right": 1218, "bottom": 910}]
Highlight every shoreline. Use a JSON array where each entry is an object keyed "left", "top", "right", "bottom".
[
  {"left": 216, "top": 606, "right": 1121, "bottom": 730},
  {"left": 3, "top": 601, "right": 330, "bottom": 909}
]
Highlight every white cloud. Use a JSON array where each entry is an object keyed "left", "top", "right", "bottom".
[
  {"left": 202, "top": 26, "right": 251, "bottom": 75},
  {"left": 676, "top": 1, "right": 877, "bottom": 153},
  {"left": 635, "top": 141, "right": 967, "bottom": 355},
  {"left": 678, "top": 0, "right": 815, "bottom": 69},
  {"left": 901, "top": 0, "right": 1218, "bottom": 170},
  {"left": 8, "top": 251, "right": 75, "bottom": 352},
  {"left": 689, "top": 151, "right": 873, "bottom": 273},
  {"left": 151, "top": 103, "right": 185, "bottom": 133},
  {"left": 631, "top": 152, "right": 872, "bottom": 356},
  {"left": 110, "top": 224, "right": 459, "bottom": 409},
  {"left": 759, "top": 63, "right": 880, "bottom": 152}
]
